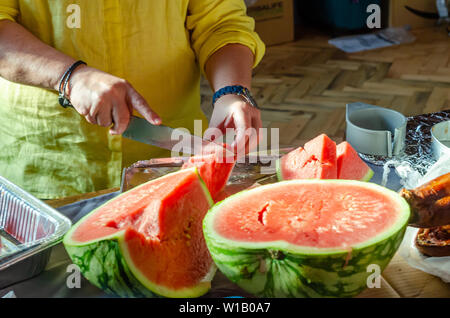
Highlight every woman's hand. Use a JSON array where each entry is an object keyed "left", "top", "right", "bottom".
[
  {"left": 208, "top": 94, "right": 262, "bottom": 154},
  {"left": 204, "top": 43, "right": 261, "bottom": 155},
  {"left": 0, "top": 21, "right": 161, "bottom": 135},
  {"left": 67, "top": 66, "right": 161, "bottom": 135}
]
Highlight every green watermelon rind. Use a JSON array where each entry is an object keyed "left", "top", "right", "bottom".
[
  {"left": 360, "top": 167, "right": 374, "bottom": 182},
  {"left": 275, "top": 158, "right": 284, "bottom": 181},
  {"left": 63, "top": 168, "right": 216, "bottom": 298},
  {"left": 203, "top": 179, "right": 410, "bottom": 298}
]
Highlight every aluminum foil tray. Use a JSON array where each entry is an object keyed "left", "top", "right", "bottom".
[
  {"left": 0, "top": 176, "right": 72, "bottom": 288},
  {"left": 360, "top": 110, "right": 450, "bottom": 175}
]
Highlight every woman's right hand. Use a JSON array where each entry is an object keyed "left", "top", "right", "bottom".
[{"left": 66, "top": 66, "right": 161, "bottom": 135}]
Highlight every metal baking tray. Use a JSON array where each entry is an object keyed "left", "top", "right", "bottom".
[
  {"left": 120, "top": 152, "right": 289, "bottom": 193},
  {"left": 0, "top": 176, "right": 72, "bottom": 288}
]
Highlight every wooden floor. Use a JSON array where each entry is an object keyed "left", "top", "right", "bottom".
[{"left": 201, "top": 27, "right": 450, "bottom": 148}]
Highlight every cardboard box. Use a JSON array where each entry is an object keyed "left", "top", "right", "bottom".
[
  {"left": 389, "top": 0, "right": 438, "bottom": 29},
  {"left": 247, "top": 0, "right": 295, "bottom": 46}
]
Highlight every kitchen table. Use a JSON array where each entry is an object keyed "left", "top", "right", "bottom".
[{"left": 1, "top": 163, "right": 449, "bottom": 298}]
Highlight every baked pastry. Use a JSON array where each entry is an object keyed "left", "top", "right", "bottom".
[{"left": 415, "top": 225, "right": 450, "bottom": 257}]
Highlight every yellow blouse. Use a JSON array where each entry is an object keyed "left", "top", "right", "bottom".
[{"left": 0, "top": 0, "right": 264, "bottom": 199}]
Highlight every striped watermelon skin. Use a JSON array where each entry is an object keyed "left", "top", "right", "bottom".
[
  {"left": 203, "top": 180, "right": 410, "bottom": 298},
  {"left": 204, "top": 227, "right": 406, "bottom": 297},
  {"left": 63, "top": 168, "right": 216, "bottom": 298},
  {"left": 65, "top": 240, "right": 158, "bottom": 298}
]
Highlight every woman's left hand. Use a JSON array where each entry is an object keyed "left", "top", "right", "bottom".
[{"left": 208, "top": 94, "right": 262, "bottom": 155}]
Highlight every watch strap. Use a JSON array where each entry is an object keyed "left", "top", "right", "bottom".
[{"left": 212, "top": 85, "right": 259, "bottom": 109}]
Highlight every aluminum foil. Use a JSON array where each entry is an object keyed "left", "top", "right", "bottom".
[
  {"left": 360, "top": 110, "right": 450, "bottom": 189},
  {"left": 0, "top": 176, "right": 72, "bottom": 288}
]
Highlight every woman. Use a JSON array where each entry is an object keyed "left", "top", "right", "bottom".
[{"left": 0, "top": 0, "right": 265, "bottom": 199}]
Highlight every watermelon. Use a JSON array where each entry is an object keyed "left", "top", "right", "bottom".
[
  {"left": 203, "top": 180, "right": 410, "bottom": 297},
  {"left": 276, "top": 134, "right": 337, "bottom": 181},
  {"left": 63, "top": 168, "right": 216, "bottom": 298},
  {"left": 182, "top": 146, "right": 236, "bottom": 201},
  {"left": 337, "top": 142, "right": 373, "bottom": 181}
]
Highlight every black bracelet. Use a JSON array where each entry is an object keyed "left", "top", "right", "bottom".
[{"left": 58, "top": 60, "right": 87, "bottom": 108}]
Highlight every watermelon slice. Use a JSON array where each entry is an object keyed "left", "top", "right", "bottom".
[
  {"left": 337, "top": 142, "right": 373, "bottom": 181},
  {"left": 63, "top": 168, "right": 216, "bottom": 298},
  {"left": 276, "top": 134, "right": 337, "bottom": 181},
  {"left": 182, "top": 145, "right": 236, "bottom": 201},
  {"left": 203, "top": 180, "right": 410, "bottom": 297}
]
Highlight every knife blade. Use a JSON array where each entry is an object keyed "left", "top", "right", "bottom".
[{"left": 122, "top": 115, "right": 232, "bottom": 158}]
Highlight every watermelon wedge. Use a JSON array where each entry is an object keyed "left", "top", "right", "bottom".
[
  {"left": 337, "top": 142, "right": 373, "bottom": 181},
  {"left": 182, "top": 145, "right": 235, "bottom": 201},
  {"left": 203, "top": 180, "right": 410, "bottom": 297},
  {"left": 276, "top": 134, "right": 337, "bottom": 181},
  {"left": 63, "top": 168, "right": 216, "bottom": 298}
]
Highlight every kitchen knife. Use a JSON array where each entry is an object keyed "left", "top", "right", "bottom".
[{"left": 122, "top": 115, "right": 232, "bottom": 157}]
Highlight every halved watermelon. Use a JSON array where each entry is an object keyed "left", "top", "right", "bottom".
[
  {"left": 63, "top": 168, "right": 216, "bottom": 298},
  {"left": 337, "top": 142, "right": 373, "bottom": 181},
  {"left": 276, "top": 134, "right": 337, "bottom": 181},
  {"left": 203, "top": 180, "right": 410, "bottom": 297},
  {"left": 182, "top": 145, "right": 236, "bottom": 200}
]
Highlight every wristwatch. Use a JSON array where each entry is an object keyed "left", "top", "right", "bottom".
[{"left": 212, "top": 85, "right": 260, "bottom": 110}]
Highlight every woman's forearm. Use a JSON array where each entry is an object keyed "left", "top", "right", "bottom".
[
  {"left": 204, "top": 43, "right": 261, "bottom": 153},
  {"left": 0, "top": 20, "right": 76, "bottom": 90},
  {"left": 205, "top": 43, "right": 254, "bottom": 91},
  {"left": 0, "top": 20, "right": 160, "bottom": 134}
]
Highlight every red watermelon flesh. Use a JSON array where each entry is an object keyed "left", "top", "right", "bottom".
[
  {"left": 278, "top": 134, "right": 337, "bottom": 180},
  {"left": 212, "top": 181, "right": 404, "bottom": 249},
  {"left": 182, "top": 145, "right": 235, "bottom": 200},
  {"left": 337, "top": 142, "right": 373, "bottom": 181},
  {"left": 70, "top": 168, "right": 214, "bottom": 291}
]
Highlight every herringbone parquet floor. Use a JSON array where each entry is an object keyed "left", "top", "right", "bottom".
[{"left": 201, "top": 27, "right": 450, "bottom": 148}]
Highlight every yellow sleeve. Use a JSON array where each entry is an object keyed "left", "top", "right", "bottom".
[
  {"left": 0, "top": 0, "right": 19, "bottom": 22},
  {"left": 186, "top": 0, "right": 265, "bottom": 74}
]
